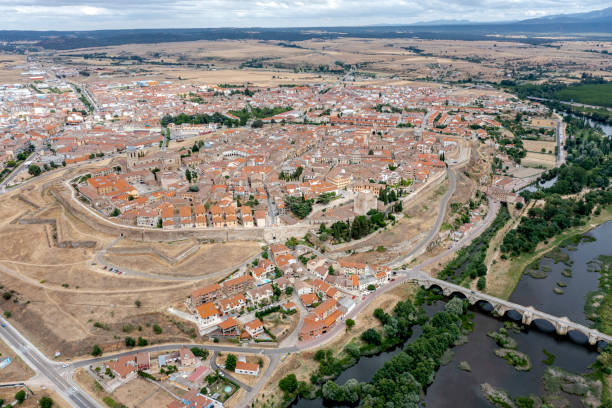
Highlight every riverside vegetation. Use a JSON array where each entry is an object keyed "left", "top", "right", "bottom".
[
  {"left": 503, "top": 117, "right": 612, "bottom": 257},
  {"left": 277, "top": 297, "right": 470, "bottom": 407}
]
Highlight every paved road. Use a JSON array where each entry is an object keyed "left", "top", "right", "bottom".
[
  {"left": 210, "top": 351, "right": 253, "bottom": 392},
  {"left": 0, "top": 317, "right": 103, "bottom": 408},
  {"left": 555, "top": 116, "right": 566, "bottom": 166},
  {"left": 387, "top": 166, "right": 456, "bottom": 268},
  {"left": 0, "top": 155, "right": 34, "bottom": 192}
]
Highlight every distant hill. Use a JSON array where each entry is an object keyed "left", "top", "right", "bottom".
[
  {"left": 0, "top": 7, "right": 610, "bottom": 50},
  {"left": 519, "top": 6, "right": 612, "bottom": 24}
]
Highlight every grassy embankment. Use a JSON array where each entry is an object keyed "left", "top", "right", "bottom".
[{"left": 486, "top": 204, "right": 612, "bottom": 300}]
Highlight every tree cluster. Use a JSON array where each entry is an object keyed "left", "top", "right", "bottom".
[
  {"left": 285, "top": 195, "right": 313, "bottom": 219},
  {"left": 160, "top": 112, "right": 238, "bottom": 128},
  {"left": 318, "top": 210, "right": 387, "bottom": 243},
  {"left": 320, "top": 301, "right": 467, "bottom": 407}
]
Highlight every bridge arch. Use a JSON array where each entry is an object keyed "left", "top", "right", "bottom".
[
  {"left": 475, "top": 299, "right": 494, "bottom": 312},
  {"left": 567, "top": 329, "right": 589, "bottom": 345},
  {"left": 448, "top": 291, "right": 467, "bottom": 300},
  {"left": 530, "top": 318, "right": 556, "bottom": 333},
  {"left": 504, "top": 309, "right": 523, "bottom": 321},
  {"left": 424, "top": 283, "right": 443, "bottom": 293}
]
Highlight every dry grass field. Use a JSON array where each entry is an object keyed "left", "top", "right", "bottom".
[
  {"left": 0, "top": 54, "right": 26, "bottom": 83},
  {"left": 0, "top": 387, "right": 70, "bottom": 408},
  {"left": 112, "top": 377, "right": 177, "bottom": 408},
  {"left": 523, "top": 152, "right": 557, "bottom": 168},
  {"left": 0, "top": 339, "right": 34, "bottom": 382},
  {"left": 103, "top": 240, "right": 260, "bottom": 278},
  {"left": 30, "top": 36, "right": 611, "bottom": 87},
  {"left": 523, "top": 140, "right": 556, "bottom": 154},
  {"left": 332, "top": 175, "right": 450, "bottom": 265},
  {"left": 0, "top": 168, "right": 261, "bottom": 358}
]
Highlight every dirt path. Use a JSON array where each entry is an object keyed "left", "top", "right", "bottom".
[{"left": 44, "top": 289, "right": 93, "bottom": 337}]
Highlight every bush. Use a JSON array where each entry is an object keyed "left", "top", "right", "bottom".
[
  {"left": 153, "top": 324, "right": 162, "bottom": 334},
  {"left": 361, "top": 328, "right": 382, "bottom": 346},
  {"left": 91, "top": 344, "right": 102, "bottom": 356},
  {"left": 346, "top": 318, "right": 355, "bottom": 331},
  {"left": 477, "top": 276, "right": 486, "bottom": 290},
  {"left": 225, "top": 354, "right": 237, "bottom": 371},
  {"left": 28, "top": 165, "right": 41, "bottom": 176},
  {"left": 125, "top": 337, "right": 136, "bottom": 347},
  {"left": 137, "top": 337, "right": 148, "bottom": 347},
  {"left": 279, "top": 373, "right": 298, "bottom": 395},
  {"left": 39, "top": 396, "right": 54, "bottom": 408},
  {"left": 15, "top": 389, "right": 26, "bottom": 403},
  {"left": 191, "top": 347, "right": 209, "bottom": 359}
]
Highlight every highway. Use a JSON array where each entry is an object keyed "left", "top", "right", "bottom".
[{"left": 0, "top": 317, "right": 103, "bottom": 408}]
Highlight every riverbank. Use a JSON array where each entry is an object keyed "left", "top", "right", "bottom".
[{"left": 486, "top": 204, "right": 612, "bottom": 300}]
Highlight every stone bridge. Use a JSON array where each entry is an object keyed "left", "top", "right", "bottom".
[{"left": 405, "top": 271, "right": 611, "bottom": 346}]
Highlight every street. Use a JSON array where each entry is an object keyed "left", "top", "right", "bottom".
[{"left": 0, "top": 316, "right": 103, "bottom": 408}]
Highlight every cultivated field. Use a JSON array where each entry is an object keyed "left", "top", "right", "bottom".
[
  {"left": 27, "top": 36, "right": 611, "bottom": 87},
  {"left": 523, "top": 152, "right": 557, "bottom": 168}
]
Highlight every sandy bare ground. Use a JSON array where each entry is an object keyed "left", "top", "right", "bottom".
[
  {"left": 0, "top": 338, "right": 34, "bottom": 382},
  {"left": 523, "top": 152, "right": 556, "bottom": 168},
  {"left": 112, "top": 377, "right": 177, "bottom": 408},
  {"left": 103, "top": 241, "right": 260, "bottom": 277},
  {"left": 0, "top": 386, "right": 70, "bottom": 408},
  {"left": 0, "top": 173, "right": 259, "bottom": 358}
]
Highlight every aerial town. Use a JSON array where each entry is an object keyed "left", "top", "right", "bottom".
[{"left": 1, "top": 7, "right": 611, "bottom": 408}]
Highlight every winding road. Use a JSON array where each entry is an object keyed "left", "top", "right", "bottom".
[{"left": 0, "top": 145, "right": 502, "bottom": 408}]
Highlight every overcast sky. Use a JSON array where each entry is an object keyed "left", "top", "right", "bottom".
[{"left": 0, "top": 0, "right": 609, "bottom": 30}]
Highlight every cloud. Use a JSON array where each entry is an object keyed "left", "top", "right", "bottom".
[{"left": 0, "top": 0, "right": 608, "bottom": 30}]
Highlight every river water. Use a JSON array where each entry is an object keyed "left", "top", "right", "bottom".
[{"left": 292, "top": 221, "right": 612, "bottom": 408}]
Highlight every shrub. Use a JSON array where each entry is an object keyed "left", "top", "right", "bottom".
[
  {"left": 91, "top": 344, "right": 102, "bottom": 356},
  {"left": 361, "top": 328, "right": 382, "bottom": 345},
  {"left": 225, "top": 354, "right": 237, "bottom": 371},
  {"left": 15, "top": 390, "right": 26, "bottom": 403},
  {"left": 39, "top": 396, "right": 54, "bottom": 408}
]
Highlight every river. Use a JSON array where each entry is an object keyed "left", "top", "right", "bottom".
[{"left": 292, "top": 221, "right": 612, "bottom": 408}]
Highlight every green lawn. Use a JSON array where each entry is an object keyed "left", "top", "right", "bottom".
[{"left": 555, "top": 84, "right": 612, "bottom": 108}]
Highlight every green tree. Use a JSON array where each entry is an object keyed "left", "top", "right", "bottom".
[
  {"left": 153, "top": 324, "right": 162, "bottom": 334},
  {"left": 39, "top": 396, "right": 54, "bottom": 408},
  {"left": 125, "top": 337, "right": 136, "bottom": 347},
  {"left": 225, "top": 354, "right": 237, "bottom": 371},
  {"left": 28, "top": 165, "right": 41, "bottom": 176},
  {"left": 361, "top": 328, "right": 382, "bottom": 345},
  {"left": 137, "top": 337, "right": 148, "bottom": 347},
  {"left": 346, "top": 318, "right": 355, "bottom": 331},
  {"left": 15, "top": 390, "right": 26, "bottom": 403},
  {"left": 91, "top": 344, "right": 102, "bottom": 356},
  {"left": 279, "top": 373, "right": 298, "bottom": 394}
]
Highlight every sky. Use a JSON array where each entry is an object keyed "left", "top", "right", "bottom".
[{"left": 0, "top": 0, "right": 610, "bottom": 30}]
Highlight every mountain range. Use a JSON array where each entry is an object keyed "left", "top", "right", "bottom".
[{"left": 0, "top": 7, "right": 610, "bottom": 50}]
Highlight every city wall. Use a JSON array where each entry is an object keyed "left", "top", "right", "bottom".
[{"left": 49, "top": 186, "right": 314, "bottom": 243}]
